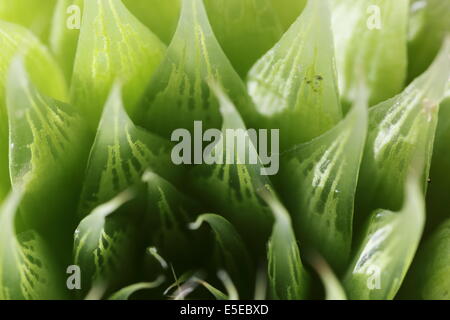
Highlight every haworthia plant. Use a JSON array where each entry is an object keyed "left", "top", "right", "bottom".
[
  {"left": 71, "top": 0, "right": 166, "bottom": 129},
  {"left": 344, "top": 168, "right": 425, "bottom": 300},
  {"left": 138, "top": 0, "right": 255, "bottom": 139},
  {"left": 247, "top": 0, "right": 342, "bottom": 150},
  {"left": 0, "top": 0, "right": 448, "bottom": 301},
  {"left": 357, "top": 39, "right": 450, "bottom": 215},
  {"left": 276, "top": 96, "right": 368, "bottom": 272},
  {"left": 331, "top": 0, "right": 409, "bottom": 108}
]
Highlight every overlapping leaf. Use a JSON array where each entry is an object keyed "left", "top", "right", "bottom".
[
  {"left": 408, "top": 0, "right": 450, "bottom": 81},
  {"left": 276, "top": 97, "right": 368, "bottom": 271},
  {"left": 331, "top": 0, "right": 409, "bottom": 108},
  {"left": 0, "top": 191, "right": 66, "bottom": 300},
  {"left": 0, "top": 21, "right": 68, "bottom": 202},
  {"left": 78, "top": 84, "right": 179, "bottom": 218},
  {"left": 247, "top": 0, "right": 342, "bottom": 150},
  {"left": 6, "top": 58, "right": 87, "bottom": 254},
  {"left": 204, "top": 0, "right": 283, "bottom": 76},
  {"left": 344, "top": 169, "right": 425, "bottom": 300},
  {"left": 270, "top": 0, "right": 306, "bottom": 31},
  {"left": 71, "top": 0, "right": 166, "bottom": 129},
  {"left": 356, "top": 39, "right": 450, "bottom": 214},
  {"left": 138, "top": 0, "right": 255, "bottom": 139}
]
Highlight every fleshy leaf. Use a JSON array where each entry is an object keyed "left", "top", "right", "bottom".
[
  {"left": 0, "top": 21, "right": 68, "bottom": 201},
  {"left": 276, "top": 97, "right": 368, "bottom": 271},
  {"left": 50, "top": 0, "right": 84, "bottom": 82},
  {"left": 195, "top": 278, "right": 229, "bottom": 300},
  {"left": 138, "top": 0, "right": 255, "bottom": 140},
  {"left": 143, "top": 171, "right": 202, "bottom": 268},
  {"left": 401, "top": 218, "right": 450, "bottom": 300},
  {"left": 108, "top": 276, "right": 165, "bottom": 300},
  {"left": 71, "top": 0, "right": 166, "bottom": 129},
  {"left": 309, "top": 253, "right": 347, "bottom": 300},
  {"left": 204, "top": 0, "right": 283, "bottom": 76},
  {"left": 262, "top": 187, "right": 309, "bottom": 300},
  {"left": 123, "top": 0, "right": 181, "bottom": 44},
  {"left": 188, "top": 84, "right": 274, "bottom": 252},
  {"left": 74, "top": 190, "right": 138, "bottom": 294},
  {"left": 331, "top": 0, "right": 409, "bottom": 108},
  {"left": 0, "top": 191, "right": 66, "bottom": 300},
  {"left": 247, "top": 0, "right": 342, "bottom": 150},
  {"left": 190, "top": 214, "right": 253, "bottom": 295},
  {"left": 78, "top": 84, "right": 179, "bottom": 218},
  {"left": 407, "top": 0, "right": 450, "bottom": 81},
  {"left": 6, "top": 57, "right": 88, "bottom": 253},
  {"left": 344, "top": 170, "right": 425, "bottom": 300},
  {"left": 270, "top": 0, "right": 306, "bottom": 31},
  {"left": 356, "top": 39, "right": 450, "bottom": 214},
  {"left": 0, "top": 0, "right": 57, "bottom": 42}
]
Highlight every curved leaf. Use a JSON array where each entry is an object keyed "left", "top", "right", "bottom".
[
  {"left": 261, "top": 187, "right": 309, "bottom": 300},
  {"left": 74, "top": 189, "right": 138, "bottom": 294},
  {"left": 331, "top": 0, "right": 409, "bottom": 107},
  {"left": 6, "top": 57, "right": 88, "bottom": 253},
  {"left": 190, "top": 214, "right": 253, "bottom": 295},
  {"left": 123, "top": 0, "right": 180, "bottom": 44},
  {"left": 0, "top": 21, "right": 68, "bottom": 201},
  {"left": 138, "top": 0, "right": 255, "bottom": 139},
  {"left": 108, "top": 276, "right": 165, "bottom": 300},
  {"left": 78, "top": 84, "right": 179, "bottom": 218},
  {"left": 204, "top": 0, "right": 283, "bottom": 76},
  {"left": 308, "top": 253, "right": 347, "bottom": 300},
  {"left": 276, "top": 97, "right": 368, "bottom": 271},
  {"left": 408, "top": 0, "right": 450, "bottom": 81},
  {"left": 50, "top": 0, "right": 84, "bottom": 82},
  {"left": 71, "top": 0, "right": 166, "bottom": 129},
  {"left": 0, "top": 191, "right": 66, "bottom": 300},
  {"left": 247, "top": 0, "right": 342, "bottom": 150},
  {"left": 357, "top": 39, "right": 450, "bottom": 214},
  {"left": 270, "top": 0, "right": 306, "bottom": 31},
  {"left": 344, "top": 170, "right": 425, "bottom": 300}
]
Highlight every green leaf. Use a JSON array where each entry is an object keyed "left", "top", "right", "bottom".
[
  {"left": 357, "top": 39, "right": 450, "bottom": 214},
  {"left": 408, "top": 0, "right": 450, "bottom": 81},
  {"left": 261, "top": 187, "right": 309, "bottom": 300},
  {"left": 138, "top": 0, "right": 255, "bottom": 139},
  {"left": 204, "top": 0, "right": 283, "bottom": 76},
  {"left": 0, "top": 21, "right": 68, "bottom": 202},
  {"left": 270, "top": 0, "right": 306, "bottom": 31},
  {"left": 143, "top": 171, "right": 202, "bottom": 267},
  {"left": 123, "top": 0, "right": 181, "bottom": 44},
  {"left": 50, "top": 0, "right": 84, "bottom": 82},
  {"left": 402, "top": 218, "right": 450, "bottom": 300},
  {"left": 331, "top": 0, "right": 409, "bottom": 108},
  {"left": 74, "top": 189, "right": 137, "bottom": 294},
  {"left": 188, "top": 84, "right": 273, "bottom": 252},
  {"left": 78, "top": 84, "right": 179, "bottom": 218},
  {"left": 276, "top": 97, "right": 368, "bottom": 272},
  {"left": 247, "top": 0, "right": 342, "bottom": 150},
  {"left": 308, "top": 253, "right": 347, "bottom": 300},
  {"left": 195, "top": 278, "right": 229, "bottom": 300},
  {"left": 108, "top": 276, "right": 165, "bottom": 300},
  {"left": 6, "top": 57, "right": 87, "bottom": 253},
  {"left": 189, "top": 214, "right": 253, "bottom": 294},
  {"left": 344, "top": 170, "right": 426, "bottom": 300},
  {"left": 0, "top": 191, "right": 66, "bottom": 300},
  {"left": 71, "top": 0, "right": 166, "bottom": 129},
  {"left": 0, "top": 0, "right": 57, "bottom": 42}
]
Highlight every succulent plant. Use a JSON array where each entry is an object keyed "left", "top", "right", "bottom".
[{"left": 0, "top": 0, "right": 448, "bottom": 300}]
